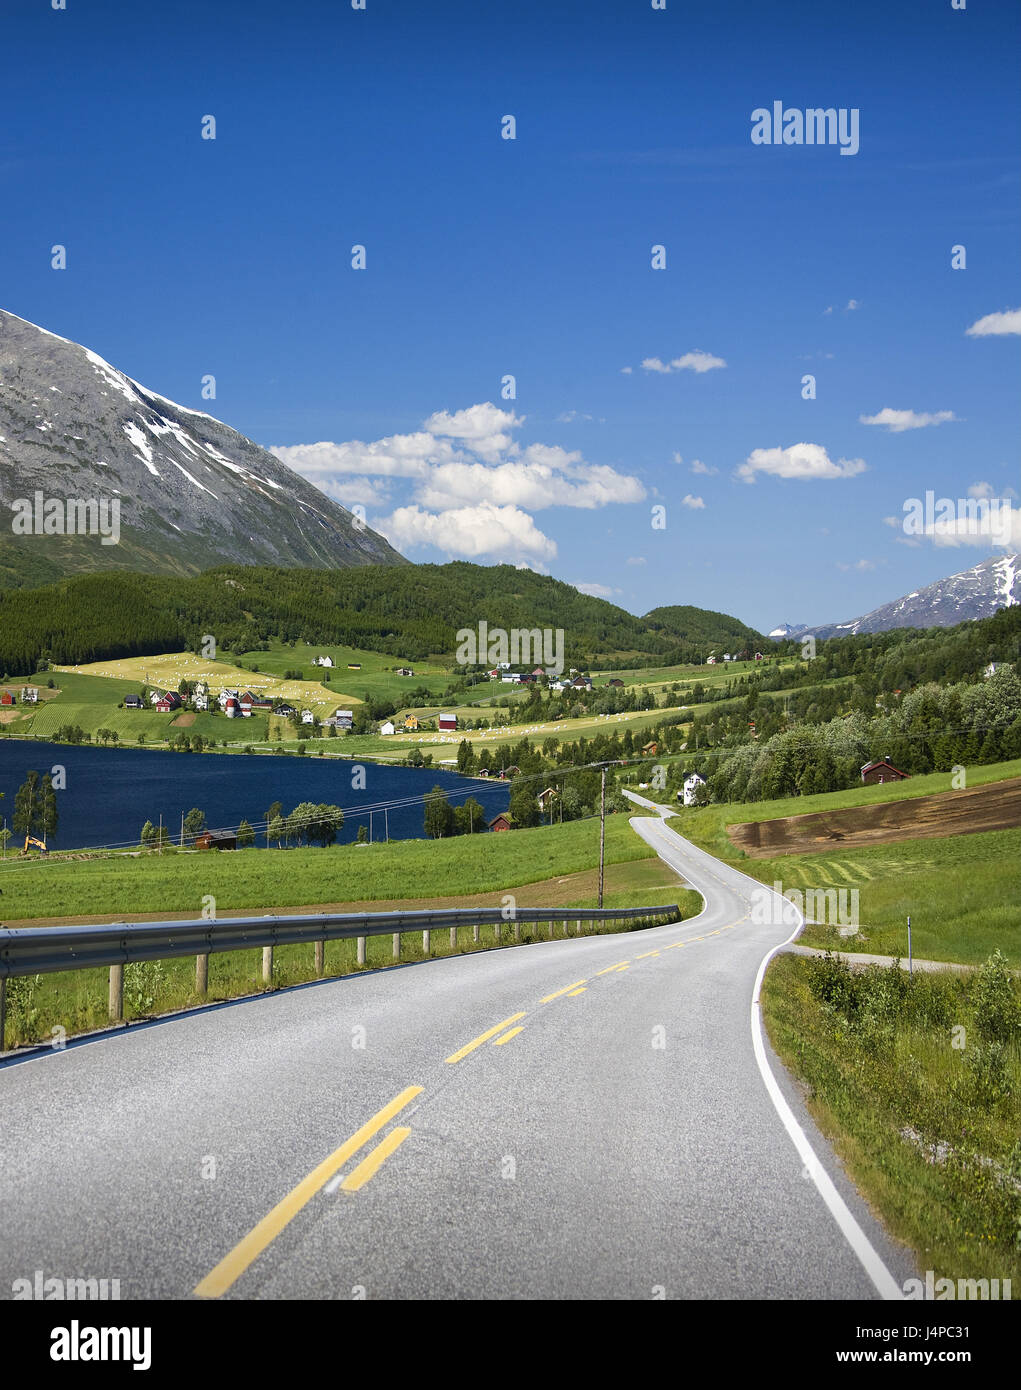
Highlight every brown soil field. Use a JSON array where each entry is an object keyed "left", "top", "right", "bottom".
[{"left": 729, "top": 777, "right": 1021, "bottom": 859}]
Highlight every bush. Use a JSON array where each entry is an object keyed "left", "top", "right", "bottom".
[{"left": 970, "top": 950, "right": 1020, "bottom": 1045}]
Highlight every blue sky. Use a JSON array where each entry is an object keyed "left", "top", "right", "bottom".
[{"left": 2, "top": 0, "right": 1018, "bottom": 632}]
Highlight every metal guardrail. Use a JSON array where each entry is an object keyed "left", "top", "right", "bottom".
[{"left": 0, "top": 904, "right": 679, "bottom": 1044}]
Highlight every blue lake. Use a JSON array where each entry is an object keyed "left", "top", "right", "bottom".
[{"left": 0, "top": 743, "right": 509, "bottom": 850}]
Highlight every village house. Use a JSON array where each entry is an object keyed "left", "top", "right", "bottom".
[
  {"left": 488, "top": 812, "right": 513, "bottom": 833},
  {"left": 313, "top": 655, "right": 334, "bottom": 668},
  {"left": 192, "top": 691, "right": 209, "bottom": 710},
  {"left": 607, "top": 678, "right": 625, "bottom": 689},
  {"left": 275, "top": 703, "right": 296, "bottom": 717},
  {"left": 218, "top": 687, "right": 240, "bottom": 709},
  {"left": 300, "top": 708, "right": 315, "bottom": 725},
  {"left": 334, "top": 709, "right": 354, "bottom": 730},
  {"left": 0, "top": 690, "right": 15, "bottom": 707},
  {"left": 706, "top": 655, "right": 717, "bottom": 666},
  {"left": 396, "top": 667, "right": 414, "bottom": 677},
  {"left": 642, "top": 740, "right": 658, "bottom": 756},
  {"left": 379, "top": 720, "right": 396, "bottom": 736},
  {"left": 500, "top": 672, "right": 522, "bottom": 683},
  {"left": 404, "top": 715, "right": 420, "bottom": 731},
  {"left": 239, "top": 692, "right": 255, "bottom": 716},
  {"left": 20, "top": 686, "right": 39, "bottom": 703},
  {"left": 224, "top": 697, "right": 240, "bottom": 718},
  {"left": 679, "top": 771, "right": 707, "bottom": 806},
  {"left": 149, "top": 688, "right": 165, "bottom": 705},
  {"left": 124, "top": 694, "right": 144, "bottom": 710},
  {"left": 537, "top": 787, "right": 559, "bottom": 813},
  {"left": 155, "top": 692, "right": 183, "bottom": 713},
  {"left": 438, "top": 713, "right": 457, "bottom": 731},
  {"left": 860, "top": 758, "right": 909, "bottom": 786}
]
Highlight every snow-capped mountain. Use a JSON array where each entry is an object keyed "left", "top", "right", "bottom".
[
  {"left": 0, "top": 309, "right": 404, "bottom": 587},
  {"left": 798, "top": 554, "right": 1019, "bottom": 642},
  {"left": 767, "top": 622, "right": 808, "bottom": 640}
]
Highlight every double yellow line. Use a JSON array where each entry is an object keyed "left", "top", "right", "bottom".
[{"left": 193, "top": 1085, "right": 422, "bottom": 1298}]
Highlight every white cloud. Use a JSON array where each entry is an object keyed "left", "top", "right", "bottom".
[
  {"left": 423, "top": 403, "right": 523, "bottom": 462},
  {"left": 414, "top": 451, "right": 644, "bottom": 513},
  {"left": 318, "top": 476, "right": 391, "bottom": 508},
  {"left": 859, "top": 408, "right": 958, "bottom": 432},
  {"left": 823, "top": 306, "right": 833, "bottom": 315},
  {"left": 572, "top": 581, "right": 616, "bottom": 598},
  {"left": 965, "top": 307, "right": 1021, "bottom": 337},
  {"left": 620, "top": 366, "right": 633, "bottom": 374},
  {"left": 626, "top": 555, "right": 647, "bottom": 566},
  {"left": 270, "top": 433, "right": 450, "bottom": 479},
  {"left": 378, "top": 503, "right": 556, "bottom": 565},
  {"left": 837, "top": 558, "right": 875, "bottom": 571},
  {"left": 846, "top": 299, "right": 860, "bottom": 311},
  {"left": 968, "top": 481, "right": 994, "bottom": 499},
  {"left": 737, "top": 442, "right": 867, "bottom": 483},
  {"left": 641, "top": 350, "right": 726, "bottom": 375},
  {"left": 672, "top": 451, "right": 683, "bottom": 464},
  {"left": 690, "top": 458, "right": 717, "bottom": 475},
  {"left": 681, "top": 494, "right": 706, "bottom": 510},
  {"left": 556, "top": 410, "right": 594, "bottom": 423}
]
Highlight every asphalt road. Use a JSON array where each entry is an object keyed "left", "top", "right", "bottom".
[{"left": 0, "top": 806, "right": 915, "bottom": 1300}]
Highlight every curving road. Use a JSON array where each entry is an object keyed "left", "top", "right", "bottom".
[{"left": 0, "top": 806, "right": 913, "bottom": 1300}]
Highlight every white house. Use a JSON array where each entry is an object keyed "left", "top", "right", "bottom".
[
  {"left": 193, "top": 692, "right": 208, "bottom": 710},
  {"left": 334, "top": 709, "right": 354, "bottom": 729},
  {"left": 313, "top": 655, "right": 334, "bottom": 668},
  {"left": 300, "top": 708, "right": 315, "bottom": 725},
  {"left": 680, "top": 772, "right": 707, "bottom": 806},
  {"left": 984, "top": 662, "right": 1010, "bottom": 678},
  {"left": 379, "top": 721, "right": 396, "bottom": 736},
  {"left": 20, "top": 687, "right": 39, "bottom": 703},
  {"left": 218, "top": 687, "right": 239, "bottom": 709}
]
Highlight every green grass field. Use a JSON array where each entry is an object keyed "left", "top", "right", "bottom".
[
  {"left": 763, "top": 951, "right": 1021, "bottom": 1287},
  {"left": 237, "top": 641, "right": 453, "bottom": 705},
  {"left": 0, "top": 812, "right": 656, "bottom": 923}
]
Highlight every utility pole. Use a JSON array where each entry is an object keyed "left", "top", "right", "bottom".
[
  {"left": 598, "top": 767, "right": 606, "bottom": 909},
  {"left": 385, "top": 808, "right": 389, "bottom": 842},
  {"left": 369, "top": 810, "right": 373, "bottom": 844},
  {"left": 180, "top": 812, "right": 185, "bottom": 848},
  {"left": 158, "top": 812, "right": 163, "bottom": 855}
]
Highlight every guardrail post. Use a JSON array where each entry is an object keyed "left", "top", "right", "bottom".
[
  {"left": 196, "top": 953, "right": 209, "bottom": 997},
  {"left": 423, "top": 929, "right": 431, "bottom": 956},
  {"left": 109, "top": 964, "right": 124, "bottom": 1021},
  {"left": 262, "top": 946, "right": 273, "bottom": 985},
  {"left": 449, "top": 925, "right": 457, "bottom": 950},
  {"left": 513, "top": 920, "right": 520, "bottom": 941},
  {"left": 0, "top": 977, "right": 6, "bottom": 1052},
  {"left": 393, "top": 932, "right": 401, "bottom": 961},
  {"left": 357, "top": 937, "right": 366, "bottom": 966},
  {"left": 495, "top": 921, "right": 501, "bottom": 943},
  {"left": 315, "top": 941, "right": 325, "bottom": 977},
  {"left": 548, "top": 919, "right": 553, "bottom": 939},
  {"left": 563, "top": 919, "right": 569, "bottom": 937},
  {"left": 473, "top": 923, "right": 479, "bottom": 943}
]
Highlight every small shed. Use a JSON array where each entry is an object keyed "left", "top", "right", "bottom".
[
  {"left": 488, "top": 813, "right": 513, "bottom": 833},
  {"left": 860, "top": 758, "right": 909, "bottom": 786},
  {"left": 195, "top": 830, "right": 238, "bottom": 851}
]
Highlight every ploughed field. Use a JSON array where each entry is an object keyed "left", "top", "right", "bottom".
[{"left": 728, "top": 776, "right": 1021, "bottom": 858}]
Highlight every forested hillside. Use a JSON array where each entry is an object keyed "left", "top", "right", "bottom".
[{"left": 0, "top": 562, "right": 763, "bottom": 674}]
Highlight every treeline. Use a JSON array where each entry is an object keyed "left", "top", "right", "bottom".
[
  {"left": 0, "top": 562, "right": 763, "bottom": 673},
  {"left": 693, "top": 668, "right": 1021, "bottom": 804}
]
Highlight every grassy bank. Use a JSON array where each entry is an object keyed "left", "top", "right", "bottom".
[
  {"left": 762, "top": 951, "right": 1021, "bottom": 1287},
  {"left": 0, "top": 815, "right": 653, "bottom": 923}
]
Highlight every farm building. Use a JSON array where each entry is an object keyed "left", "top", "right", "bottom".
[
  {"left": 396, "top": 667, "right": 414, "bottom": 677},
  {"left": 404, "top": 715, "right": 420, "bottom": 731},
  {"left": 195, "top": 831, "right": 238, "bottom": 851},
  {"left": 0, "top": 691, "right": 14, "bottom": 706},
  {"left": 537, "top": 787, "right": 559, "bottom": 813},
  {"left": 193, "top": 692, "right": 209, "bottom": 710},
  {"left": 607, "top": 678, "right": 625, "bottom": 689},
  {"left": 334, "top": 710, "right": 354, "bottom": 729},
  {"left": 313, "top": 656, "right": 334, "bottom": 668},
  {"left": 224, "top": 697, "right": 240, "bottom": 718},
  {"left": 379, "top": 720, "right": 396, "bottom": 736},
  {"left": 124, "top": 694, "right": 144, "bottom": 709},
  {"left": 642, "top": 741, "right": 658, "bottom": 756},
  {"left": 275, "top": 704, "right": 296, "bottom": 717},
  {"left": 860, "top": 758, "right": 909, "bottom": 786},
  {"left": 300, "top": 709, "right": 315, "bottom": 725},
  {"left": 438, "top": 713, "right": 457, "bottom": 731},
  {"left": 488, "top": 813, "right": 513, "bottom": 833},
  {"left": 20, "top": 687, "right": 39, "bottom": 703},
  {"left": 155, "top": 692, "right": 182, "bottom": 713}
]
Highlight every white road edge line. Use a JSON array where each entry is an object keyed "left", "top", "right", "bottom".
[
  {"left": 750, "top": 911, "right": 903, "bottom": 1301},
  {"left": 632, "top": 807, "right": 903, "bottom": 1301}
]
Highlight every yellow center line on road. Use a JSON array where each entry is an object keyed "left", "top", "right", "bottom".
[
  {"left": 492, "top": 1026, "right": 524, "bottom": 1047},
  {"left": 566, "top": 987, "right": 586, "bottom": 996},
  {"left": 635, "top": 950, "right": 660, "bottom": 959},
  {"left": 192, "top": 1084, "right": 423, "bottom": 1299},
  {"left": 445, "top": 1012, "right": 527, "bottom": 1064},
  {"left": 594, "top": 961, "right": 630, "bottom": 976},
  {"left": 540, "top": 980, "right": 587, "bottom": 1003},
  {"left": 340, "top": 1126, "right": 412, "bottom": 1192}
]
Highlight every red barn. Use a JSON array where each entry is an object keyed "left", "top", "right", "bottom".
[{"left": 860, "top": 758, "right": 909, "bottom": 786}]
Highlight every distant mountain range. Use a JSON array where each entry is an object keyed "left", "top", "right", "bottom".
[
  {"left": 771, "top": 554, "right": 1019, "bottom": 642},
  {"left": 0, "top": 309, "right": 403, "bottom": 588}
]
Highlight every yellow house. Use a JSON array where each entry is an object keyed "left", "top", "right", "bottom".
[{"left": 404, "top": 715, "right": 420, "bottom": 731}]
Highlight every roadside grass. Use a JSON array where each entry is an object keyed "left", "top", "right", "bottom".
[
  {"left": 0, "top": 813, "right": 653, "bottom": 923},
  {"left": 762, "top": 951, "right": 1021, "bottom": 1287}
]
